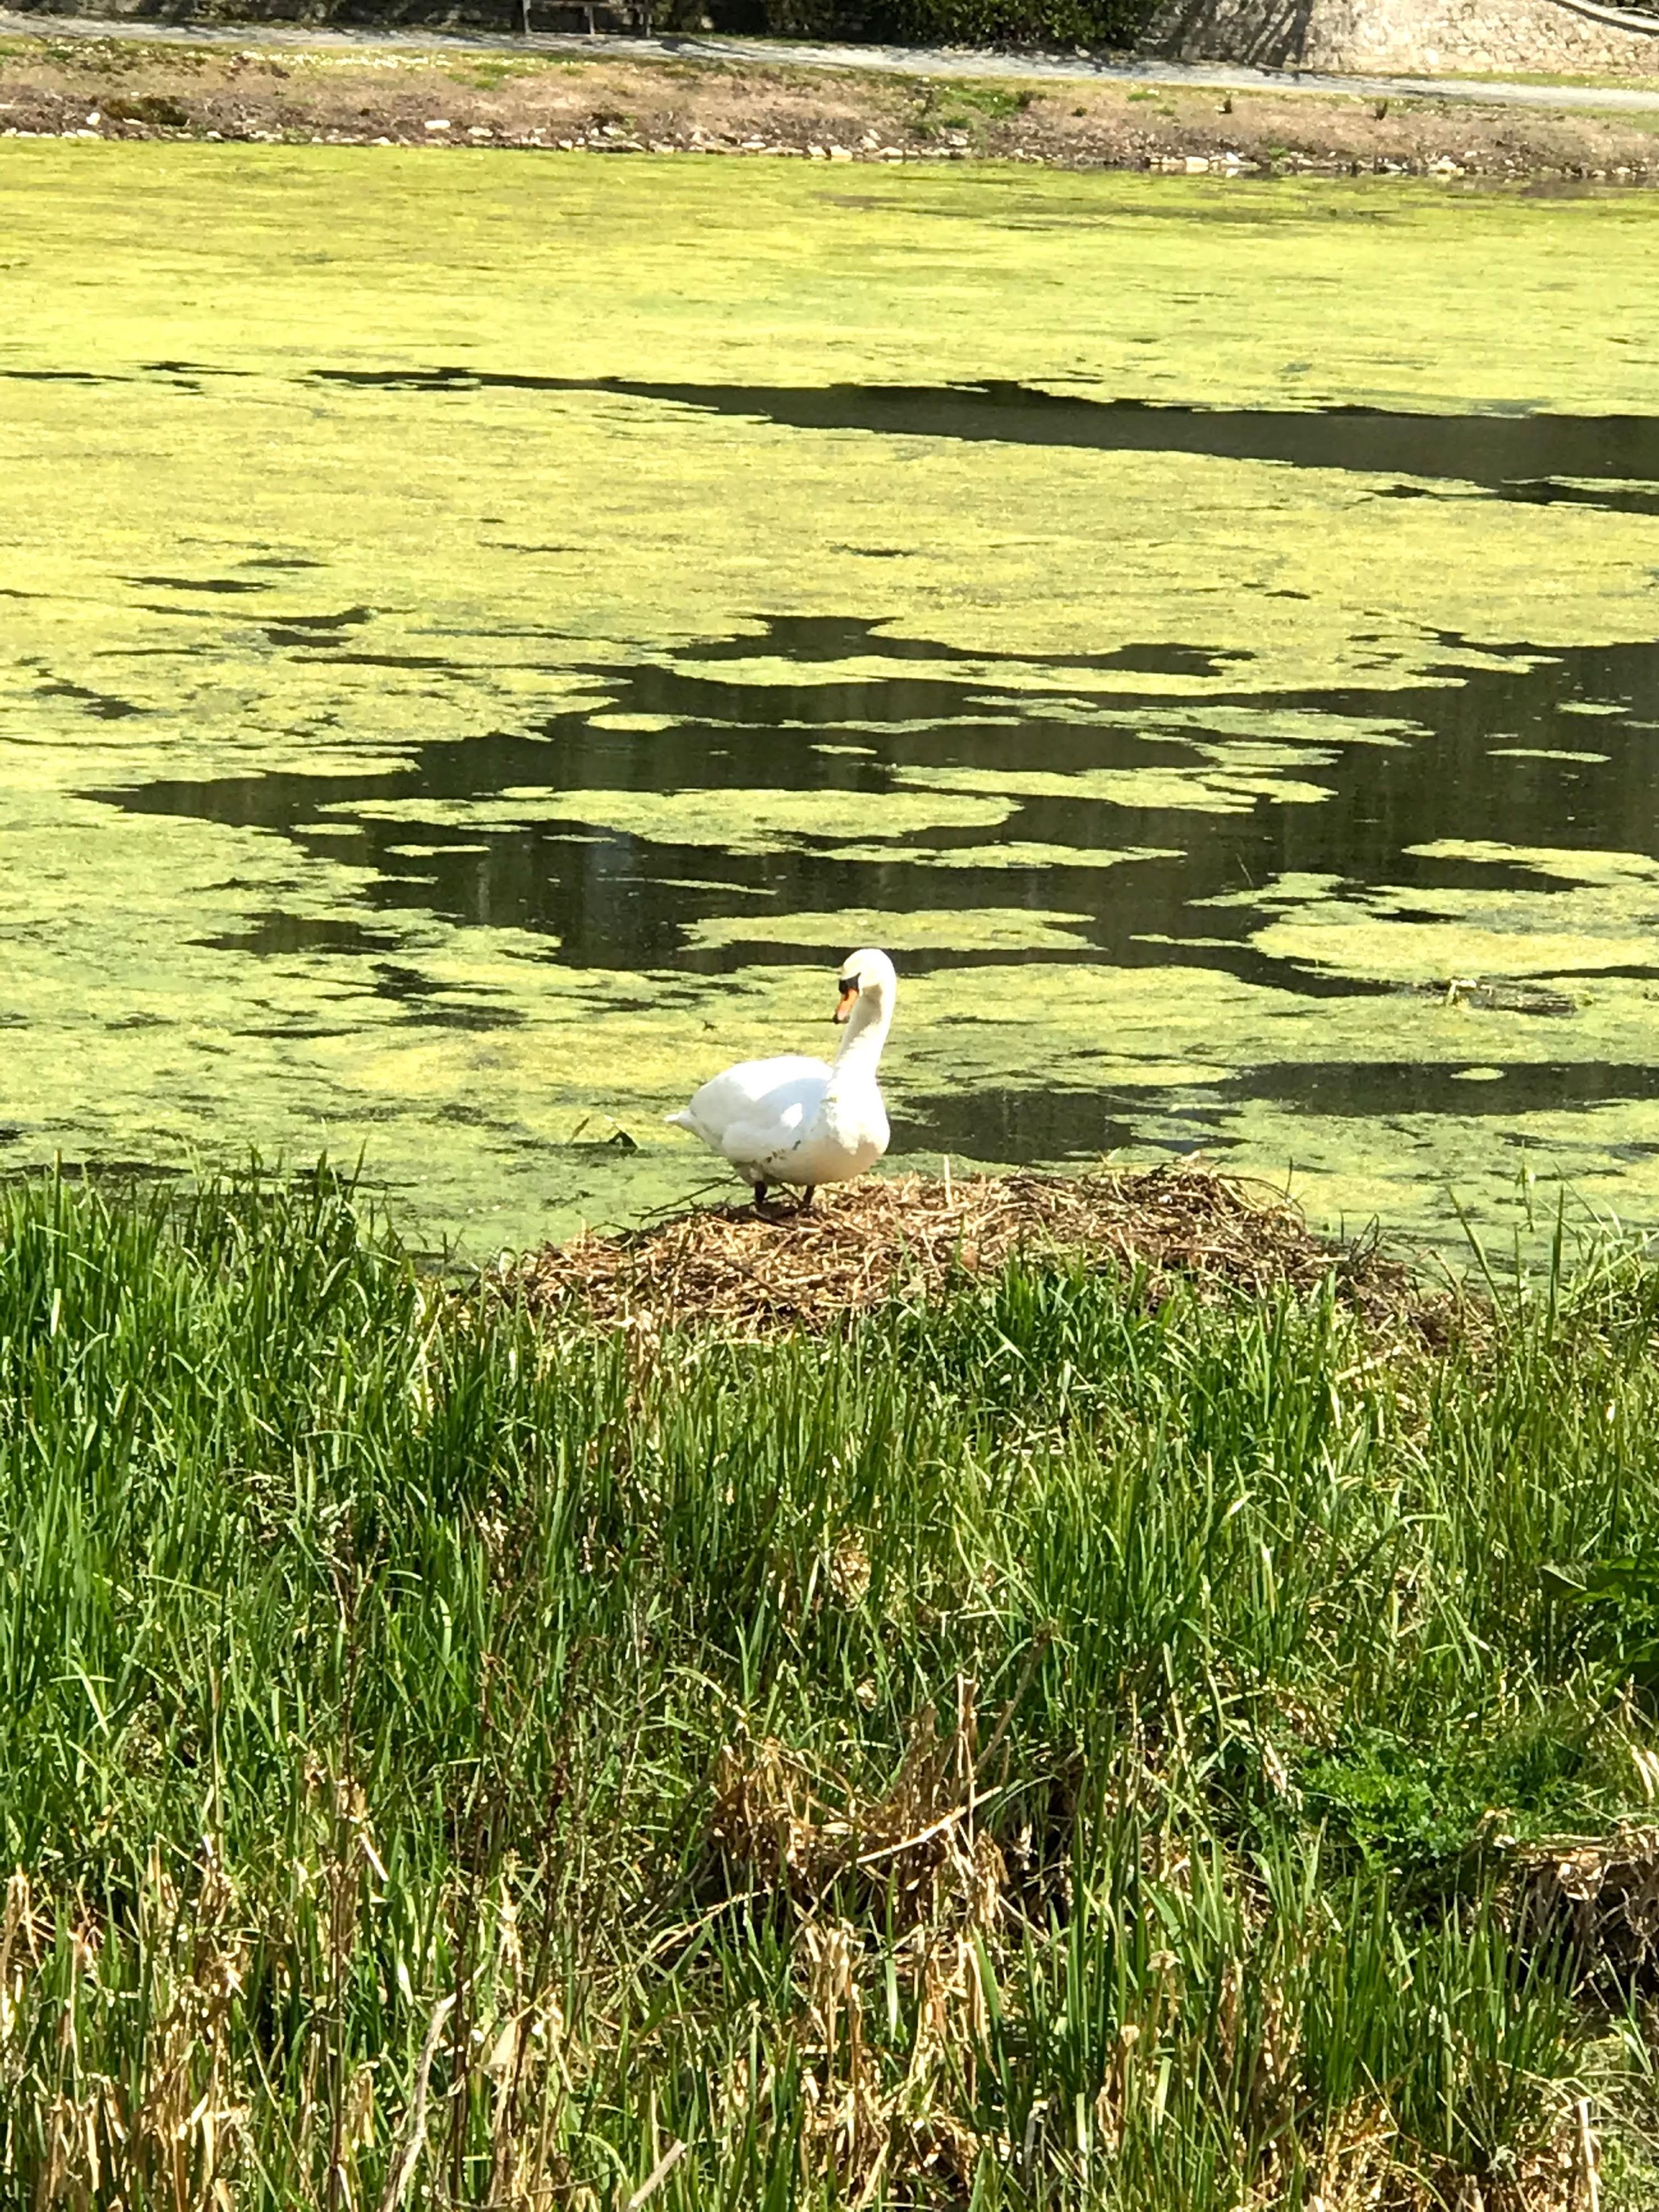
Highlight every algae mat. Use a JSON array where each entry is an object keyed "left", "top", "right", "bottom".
[{"left": 2, "top": 143, "right": 1658, "bottom": 1253}]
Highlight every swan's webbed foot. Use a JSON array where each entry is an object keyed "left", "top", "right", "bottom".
[
  {"left": 752, "top": 1180, "right": 770, "bottom": 1213},
  {"left": 798, "top": 1186, "right": 816, "bottom": 1214}
]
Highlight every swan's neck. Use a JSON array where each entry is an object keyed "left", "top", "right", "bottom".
[{"left": 828, "top": 992, "right": 892, "bottom": 1087}]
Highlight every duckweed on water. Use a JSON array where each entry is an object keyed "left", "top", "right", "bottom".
[
  {"left": 2, "top": 146, "right": 1659, "bottom": 1249},
  {"left": 346, "top": 783, "right": 1018, "bottom": 847},
  {"left": 7, "top": 1167, "right": 1659, "bottom": 2203}
]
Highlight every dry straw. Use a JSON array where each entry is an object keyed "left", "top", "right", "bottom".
[{"left": 504, "top": 1164, "right": 1422, "bottom": 1339}]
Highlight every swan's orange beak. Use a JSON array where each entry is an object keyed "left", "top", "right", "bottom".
[{"left": 833, "top": 978, "right": 859, "bottom": 1025}]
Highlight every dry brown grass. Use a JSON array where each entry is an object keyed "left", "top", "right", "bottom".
[
  {"left": 712, "top": 1683, "right": 1008, "bottom": 1924},
  {"left": 1518, "top": 1824, "right": 1659, "bottom": 1985},
  {"left": 709, "top": 1683, "right": 1022, "bottom": 2203},
  {"left": 500, "top": 1164, "right": 1425, "bottom": 1339}
]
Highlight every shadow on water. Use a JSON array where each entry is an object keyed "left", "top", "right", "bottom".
[{"left": 315, "top": 372, "right": 1659, "bottom": 516}]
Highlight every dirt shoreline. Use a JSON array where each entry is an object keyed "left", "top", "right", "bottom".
[{"left": 5, "top": 27, "right": 1659, "bottom": 174}]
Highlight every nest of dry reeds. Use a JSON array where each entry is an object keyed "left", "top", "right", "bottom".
[{"left": 501, "top": 1165, "right": 1423, "bottom": 1339}]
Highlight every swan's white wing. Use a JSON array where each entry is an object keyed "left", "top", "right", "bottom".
[
  {"left": 764, "top": 1088, "right": 890, "bottom": 1186},
  {"left": 671, "top": 1055, "right": 833, "bottom": 1176}
]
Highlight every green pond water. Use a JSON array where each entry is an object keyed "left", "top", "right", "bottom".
[{"left": 3, "top": 143, "right": 1659, "bottom": 1256}]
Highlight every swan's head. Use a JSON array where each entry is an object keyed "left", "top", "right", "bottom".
[{"left": 833, "top": 947, "right": 897, "bottom": 1025}]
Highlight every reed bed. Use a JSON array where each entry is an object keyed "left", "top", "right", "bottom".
[{"left": 3, "top": 1166, "right": 1659, "bottom": 2208}]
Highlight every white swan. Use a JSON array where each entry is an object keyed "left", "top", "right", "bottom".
[{"left": 666, "top": 948, "right": 896, "bottom": 1210}]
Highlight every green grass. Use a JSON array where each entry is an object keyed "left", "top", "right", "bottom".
[
  {"left": 4, "top": 1167, "right": 1659, "bottom": 2206},
  {"left": 924, "top": 81, "right": 1035, "bottom": 118},
  {"left": 911, "top": 79, "right": 1034, "bottom": 139},
  {"left": 445, "top": 58, "right": 544, "bottom": 92}
]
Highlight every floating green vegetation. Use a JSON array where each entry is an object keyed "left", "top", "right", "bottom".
[
  {"left": 1249, "top": 845, "right": 1659, "bottom": 981},
  {"left": 895, "top": 759, "right": 1338, "bottom": 812},
  {"left": 2, "top": 143, "right": 1659, "bottom": 1249},
  {"left": 824, "top": 837, "right": 1184, "bottom": 869},
  {"left": 1489, "top": 745, "right": 1613, "bottom": 764},
  {"left": 684, "top": 904, "right": 1097, "bottom": 953},
  {"left": 345, "top": 783, "right": 1016, "bottom": 849}
]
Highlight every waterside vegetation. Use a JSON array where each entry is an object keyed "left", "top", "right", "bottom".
[{"left": 7, "top": 1164, "right": 1659, "bottom": 2205}]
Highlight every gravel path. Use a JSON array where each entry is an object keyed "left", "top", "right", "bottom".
[{"left": 4, "top": 6, "right": 1659, "bottom": 112}]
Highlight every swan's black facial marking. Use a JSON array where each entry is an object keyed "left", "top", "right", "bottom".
[{"left": 833, "top": 975, "right": 860, "bottom": 1025}]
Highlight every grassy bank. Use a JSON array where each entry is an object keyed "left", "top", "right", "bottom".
[
  {"left": 6, "top": 1167, "right": 1659, "bottom": 2206},
  {"left": 6, "top": 32, "right": 1659, "bottom": 176}
]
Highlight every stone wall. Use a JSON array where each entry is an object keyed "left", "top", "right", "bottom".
[{"left": 1142, "top": 0, "right": 1659, "bottom": 75}]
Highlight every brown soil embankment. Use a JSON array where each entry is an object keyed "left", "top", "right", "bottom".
[{"left": 5, "top": 30, "right": 1659, "bottom": 174}]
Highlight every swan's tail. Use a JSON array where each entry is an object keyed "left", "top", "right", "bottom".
[{"left": 664, "top": 1109, "right": 694, "bottom": 1131}]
